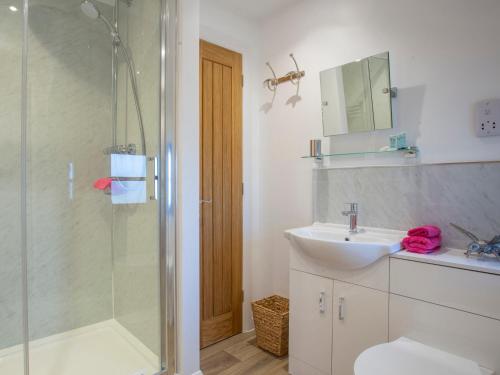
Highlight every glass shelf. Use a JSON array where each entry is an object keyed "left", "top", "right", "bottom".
[{"left": 302, "top": 146, "right": 418, "bottom": 159}]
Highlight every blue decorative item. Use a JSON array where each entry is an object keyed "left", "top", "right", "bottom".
[
  {"left": 396, "top": 133, "right": 407, "bottom": 149},
  {"left": 390, "top": 135, "right": 398, "bottom": 149}
]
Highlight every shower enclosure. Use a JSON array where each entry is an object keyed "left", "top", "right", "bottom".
[{"left": 0, "top": 0, "right": 177, "bottom": 374}]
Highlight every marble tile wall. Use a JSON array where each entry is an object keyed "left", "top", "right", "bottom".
[{"left": 314, "top": 162, "right": 500, "bottom": 249}]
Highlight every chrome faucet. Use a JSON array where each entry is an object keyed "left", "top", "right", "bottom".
[{"left": 342, "top": 203, "right": 359, "bottom": 233}]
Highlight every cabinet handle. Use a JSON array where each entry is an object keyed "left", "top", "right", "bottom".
[
  {"left": 319, "top": 292, "right": 326, "bottom": 313},
  {"left": 338, "top": 297, "right": 345, "bottom": 320}
]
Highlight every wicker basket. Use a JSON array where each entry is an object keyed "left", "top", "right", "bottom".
[{"left": 251, "top": 295, "right": 289, "bottom": 357}]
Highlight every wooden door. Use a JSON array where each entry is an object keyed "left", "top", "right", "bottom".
[{"left": 200, "top": 40, "right": 243, "bottom": 349}]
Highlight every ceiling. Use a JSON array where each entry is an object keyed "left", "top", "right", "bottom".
[{"left": 209, "top": 0, "right": 303, "bottom": 21}]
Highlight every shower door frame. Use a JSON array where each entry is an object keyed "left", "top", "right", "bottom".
[
  {"left": 17, "top": 0, "right": 179, "bottom": 374},
  {"left": 159, "top": 0, "right": 178, "bottom": 374}
]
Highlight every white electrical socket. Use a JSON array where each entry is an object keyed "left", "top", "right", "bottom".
[{"left": 475, "top": 99, "right": 500, "bottom": 137}]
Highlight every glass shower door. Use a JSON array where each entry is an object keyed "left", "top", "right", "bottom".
[
  {"left": 111, "top": 0, "right": 163, "bottom": 364},
  {"left": 23, "top": 0, "right": 168, "bottom": 374},
  {"left": 0, "top": 0, "right": 175, "bottom": 372},
  {"left": 0, "top": 0, "right": 26, "bottom": 374}
]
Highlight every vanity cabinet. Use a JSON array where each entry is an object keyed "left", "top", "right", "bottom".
[
  {"left": 290, "top": 270, "right": 333, "bottom": 375},
  {"left": 389, "top": 254, "right": 500, "bottom": 373},
  {"left": 332, "top": 281, "right": 388, "bottom": 375},
  {"left": 289, "top": 270, "right": 388, "bottom": 375},
  {"left": 287, "top": 221, "right": 500, "bottom": 375}
]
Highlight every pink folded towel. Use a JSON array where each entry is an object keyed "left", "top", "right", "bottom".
[
  {"left": 407, "top": 225, "right": 441, "bottom": 238},
  {"left": 93, "top": 177, "right": 113, "bottom": 190},
  {"left": 402, "top": 236, "right": 441, "bottom": 254}
]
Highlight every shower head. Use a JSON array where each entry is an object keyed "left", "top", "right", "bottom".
[
  {"left": 79, "top": 0, "right": 146, "bottom": 155},
  {"left": 80, "top": 0, "right": 100, "bottom": 20},
  {"left": 80, "top": 0, "right": 118, "bottom": 38}
]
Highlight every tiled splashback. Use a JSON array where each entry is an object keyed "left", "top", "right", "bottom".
[{"left": 313, "top": 162, "right": 500, "bottom": 249}]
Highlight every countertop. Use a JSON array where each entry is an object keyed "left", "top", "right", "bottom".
[{"left": 391, "top": 247, "right": 500, "bottom": 276}]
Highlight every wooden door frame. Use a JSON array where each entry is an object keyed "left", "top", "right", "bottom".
[{"left": 199, "top": 39, "right": 243, "bottom": 348}]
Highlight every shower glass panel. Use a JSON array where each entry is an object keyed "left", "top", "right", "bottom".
[
  {"left": 0, "top": 0, "right": 175, "bottom": 373},
  {"left": 0, "top": 0, "right": 25, "bottom": 374},
  {"left": 27, "top": 0, "right": 162, "bottom": 373},
  {"left": 112, "top": 0, "right": 162, "bottom": 360}
]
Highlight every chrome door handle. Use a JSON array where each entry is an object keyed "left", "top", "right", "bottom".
[
  {"left": 200, "top": 199, "right": 212, "bottom": 204},
  {"left": 319, "top": 292, "right": 326, "bottom": 313},
  {"left": 338, "top": 297, "right": 345, "bottom": 320},
  {"left": 68, "top": 162, "right": 74, "bottom": 200},
  {"left": 148, "top": 156, "right": 158, "bottom": 201}
]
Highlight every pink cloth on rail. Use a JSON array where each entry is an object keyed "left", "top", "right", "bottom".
[
  {"left": 407, "top": 225, "right": 441, "bottom": 238},
  {"left": 402, "top": 236, "right": 441, "bottom": 254},
  {"left": 93, "top": 177, "right": 113, "bottom": 190}
]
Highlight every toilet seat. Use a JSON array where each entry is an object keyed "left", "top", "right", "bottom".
[{"left": 354, "top": 337, "right": 493, "bottom": 375}]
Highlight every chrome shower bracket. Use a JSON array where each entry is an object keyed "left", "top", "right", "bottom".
[{"left": 103, "top": 143, "right": 137, "bottom": 155}]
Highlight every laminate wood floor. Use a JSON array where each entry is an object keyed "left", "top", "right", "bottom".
[{"left": 200, "top": 332, "right": 289, "bottom": 375}]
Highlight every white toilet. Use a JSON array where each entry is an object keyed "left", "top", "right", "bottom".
[{"left": 355, "top": 337, "right": 495, "bottom": 375}]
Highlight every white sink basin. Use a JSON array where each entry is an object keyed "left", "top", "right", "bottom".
[{"left": 285, "top": 223, "right": 405, "bottom": 270}]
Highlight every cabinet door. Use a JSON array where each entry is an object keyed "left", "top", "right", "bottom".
[
  {"left": 290, "top": 270, "right": 334, "bottom": 375},
  {"left": 332, "top": 281, "right": 388, "bottom": 375}
]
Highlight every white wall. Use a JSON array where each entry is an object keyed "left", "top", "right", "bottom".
[
  {"left": 258, "top": 0, "right": 500, "bottom": 296},
  {"left": 192, "top": 0, "right": 500, "bottom": 344},
  {"left": 177, "top": 0, "right": 201, "bottom": 373},
  {"left": 200, "top": 1, "right": 271, "bottom": 331}
]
